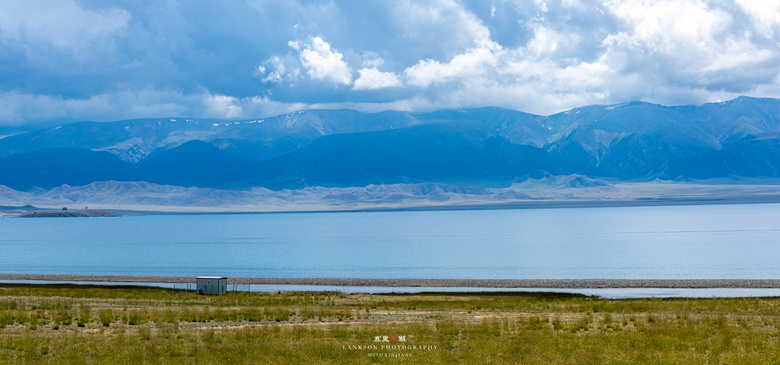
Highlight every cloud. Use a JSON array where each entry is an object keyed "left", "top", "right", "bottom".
[
  {"left": 600, "top": 0, "right": 780, "bottom": 98},
  {"left": 295, "top": 37, "right": 352, "bottom": 85},
  {"left": 257, "top": 36, "right": 352, "bottom": 87},
  {"left": 203, "top": 94, "right": 243, "bottom": 118},
  {"left": 0, "top": 89, "right": 196, "bottom": 128},
  {"left": 353, "top": 68, "right": 402, "bottom": 90},
  {"left": 392, "top": 0, "right": 493, "bottom": 56},
  {"left": 361, "top": 53, "right": 385, "bottom": 68},
  {"left": 736, "top": 0, "right": 780, "bottom": 36},
  {"left": 0, "top": 0, "right": 130, "bottom": 49},
  {"left": 3, "top": 0, "right": 780, "bottom": 128},
  {"left": 404, "top": 41, "right": 502, "bottom": 88},
  {"left": 257, "top": 56, "right": 300, "bottom": 84}
]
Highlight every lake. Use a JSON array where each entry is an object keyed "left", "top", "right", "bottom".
[{"left": 2, "top": 203, "right": 780, "bottom": 279}]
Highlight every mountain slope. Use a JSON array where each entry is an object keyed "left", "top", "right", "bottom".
[
  {"left": 0, "top": 96, "right": 780, "bottom": 189},
  {"left": 226, "top": 122, "right": 551, "bottom": 189},
  {"left": 137, "top": 140, "right": 256, "bottom": 186},
  {"left": 414, "top": 107, "right": 553, "bottom": 147},
  {"left": 0, "top": 148, "right": 135, "bottom": 189},
  {"left": 0, "top": 111, "right": 424, "bottom": 163},
  {"left": 673, "top": 96, "right": 780, "bottom": 143}
]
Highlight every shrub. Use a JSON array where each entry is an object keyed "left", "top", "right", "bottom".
[{"left": 99, "top": 310, "right": 113, "bottom": 327}]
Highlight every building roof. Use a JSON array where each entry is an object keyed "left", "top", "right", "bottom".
[{"left": 196, "top": 276, "right": 227, "bottom": 279}]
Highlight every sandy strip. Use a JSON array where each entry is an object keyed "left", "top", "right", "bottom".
[{"left": 1, "top": 274, "right": 780, "bottom": 288}]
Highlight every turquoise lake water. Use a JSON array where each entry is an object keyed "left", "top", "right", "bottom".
[{"left": 2, "top": 203, "right": 780, "bottom": 279}]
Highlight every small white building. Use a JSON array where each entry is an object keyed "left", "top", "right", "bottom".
[{"left": 196, "top": 276, "right": 227, "bottom": 295}]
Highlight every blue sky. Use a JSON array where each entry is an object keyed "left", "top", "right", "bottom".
[{"left": 1, "top": 0, "right": 780, "bottom": 130}]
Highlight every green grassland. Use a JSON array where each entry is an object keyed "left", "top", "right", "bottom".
[{"left": 0, "top": 284, "right": 778, "bottom": 364}]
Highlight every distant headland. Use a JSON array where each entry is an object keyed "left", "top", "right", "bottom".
[{"left": 15, "top": 208, "right": 120, "bottom": 218}]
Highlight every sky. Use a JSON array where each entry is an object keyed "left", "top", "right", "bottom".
[{"left": 1, "top": 0, "right": 780, "bottom": 131}]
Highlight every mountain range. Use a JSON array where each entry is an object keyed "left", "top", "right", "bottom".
[{"left": 1, "top": 96, "right": 779, "bottom": 191}]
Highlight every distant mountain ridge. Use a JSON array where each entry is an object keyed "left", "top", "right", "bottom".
[{"left": 1, "top": 96, "right": 779, "bottom": 190}]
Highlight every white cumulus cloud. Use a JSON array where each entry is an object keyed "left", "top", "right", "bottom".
[
  {"left": 353, "top": 68, "right": 402, "bottom": 90},
  {"left": 257, "top": 56, "right": 300, "bottom": 84},
  {"left": 404, "top": 41, "right": 503, "bottom": 88},
  {"left": 295, "top": 37, "right": 352, "bottom": 85},
  {"left": 600, "top": 0, "right": 780, "bottom": 99}
]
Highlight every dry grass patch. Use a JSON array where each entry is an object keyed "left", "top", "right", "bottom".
[{"left": 0, "top": 284, "right": 778, "bottom": 364}]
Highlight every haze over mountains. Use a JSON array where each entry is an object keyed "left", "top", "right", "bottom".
[{"left": 1, "top": 96, "right": 779, "bottom": 194}]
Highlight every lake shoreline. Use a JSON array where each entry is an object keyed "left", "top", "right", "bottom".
[
  {"left": 83, "top": 197, "right": 780, "bottom": 216},
  {"left": 5, "top": 191, "right": 780, "bottom": 217},
  {"left": 2, "top": 274, "right": 780, "bottom": 288}
]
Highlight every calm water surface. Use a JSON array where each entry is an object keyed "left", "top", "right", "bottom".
[{"left": 2, "top": 203, "right": 779, "bottom": 279}]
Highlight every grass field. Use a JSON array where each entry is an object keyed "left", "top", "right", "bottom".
[{"left": 0, "top": 283, "right": 778, "bottom": 364}]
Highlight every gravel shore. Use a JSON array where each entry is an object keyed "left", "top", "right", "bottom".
[{"left": 2, "top": 274, "right": 780, "bottom": 288}]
